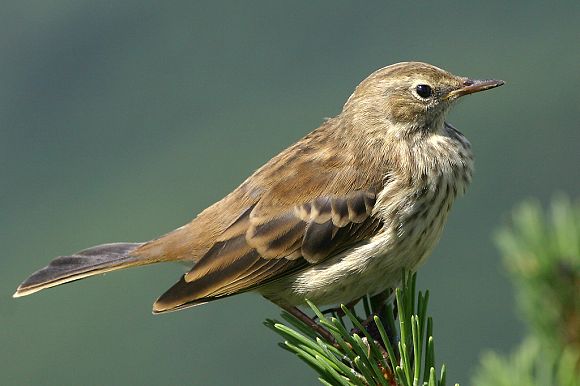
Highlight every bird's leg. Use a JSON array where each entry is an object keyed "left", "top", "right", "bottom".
[
  {"left": 352, "top": 291, "right": 398, "bottom": 351},
  {"left": 318, "top": 297, "right": 363, "bottom": 320},
  {"left": 278, "top": 303, "right": 336, "bottom": 344}
]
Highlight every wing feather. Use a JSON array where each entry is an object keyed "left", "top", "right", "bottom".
[
  {"left": 153, "top": 189, "right": 382, "bottom": 313},
  {"left": 151, "top": 124, "right": 390, "bottom": 313}
]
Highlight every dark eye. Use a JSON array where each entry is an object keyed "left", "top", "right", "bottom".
[{"left": 415, "top": 84, "right": 433, "bottom": 98}]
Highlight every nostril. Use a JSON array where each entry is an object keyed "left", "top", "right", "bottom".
[{"left": 463, "top": 79, "right": 474, "bottom": 86}]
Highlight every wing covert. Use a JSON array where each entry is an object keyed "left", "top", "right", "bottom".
[{"left": 152, "top": 190, "right": 381, "bottom": 313}]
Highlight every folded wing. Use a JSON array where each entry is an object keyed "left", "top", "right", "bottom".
[{"left": 153, "top": 190, "right": 381, "bottom": 313}]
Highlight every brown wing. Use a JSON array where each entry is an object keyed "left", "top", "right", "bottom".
[
  {"left": 152, "top": 190, "right": 382, "bottom": 313},
  {"left": 148, "top": 119, "right": 391, "bottom": 313}
]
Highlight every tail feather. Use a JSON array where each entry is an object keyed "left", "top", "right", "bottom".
[{"left": 13, "top": 242, "right": 145, "bottom": 298}]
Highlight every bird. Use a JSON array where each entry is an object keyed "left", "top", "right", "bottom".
[{"left": 13, "top": 62, "right": 504, "bottom": 318}]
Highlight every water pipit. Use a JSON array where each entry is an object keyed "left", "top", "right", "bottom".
[{"left": 14, "top": 62, "right": 504, "bottom": 324}]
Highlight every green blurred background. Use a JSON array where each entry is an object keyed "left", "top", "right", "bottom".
[{"left": 1, "top": 1, "right": 578, "bottom": 385}]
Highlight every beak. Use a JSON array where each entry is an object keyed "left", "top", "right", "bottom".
[{"left": 446, "top": 78, "right": 505, "bottom": 100}]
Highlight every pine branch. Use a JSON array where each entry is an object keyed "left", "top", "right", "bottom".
[
  {"left": 265, "top": 272, "right": 457, "bottom": 386},
  {"left": 472, "top": 194, "right": 580, "bottom": 386},
  {"left": 495, "top": 195, "right": 579, "bottom": 352}
]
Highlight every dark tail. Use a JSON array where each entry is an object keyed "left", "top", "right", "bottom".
[{"left": 13, "top": 242, "right": 146, "bottom": 298}]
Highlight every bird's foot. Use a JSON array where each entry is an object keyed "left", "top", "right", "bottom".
[
  {"left": 279, "top": 304, "right": 337, "bottom": 345},
  {"left": 350, "top": 293, "right": 398, "bottom": 353},
  {"left": 317, "top": 297, "right": 363, "bottom": 320}
]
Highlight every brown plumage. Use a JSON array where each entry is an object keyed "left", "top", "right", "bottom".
[{"left": 13, "top": 62, "right": 504, "bottom": 314}]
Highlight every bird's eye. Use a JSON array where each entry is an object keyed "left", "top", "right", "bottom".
[{"left": 415, "top": 84, "right": 433, "bottom": 99}]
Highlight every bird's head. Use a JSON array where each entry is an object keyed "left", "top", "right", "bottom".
[{"left": 343, "top": 62, "right": 504, "bottom": 137}]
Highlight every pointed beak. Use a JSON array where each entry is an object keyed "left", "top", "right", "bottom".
[{"left": 446, "top": 78, "right": 505, "bottom": 100}]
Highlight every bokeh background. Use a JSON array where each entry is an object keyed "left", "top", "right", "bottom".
[{"left": 1, "top": 1, "right": 578, "bottom": 385}]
